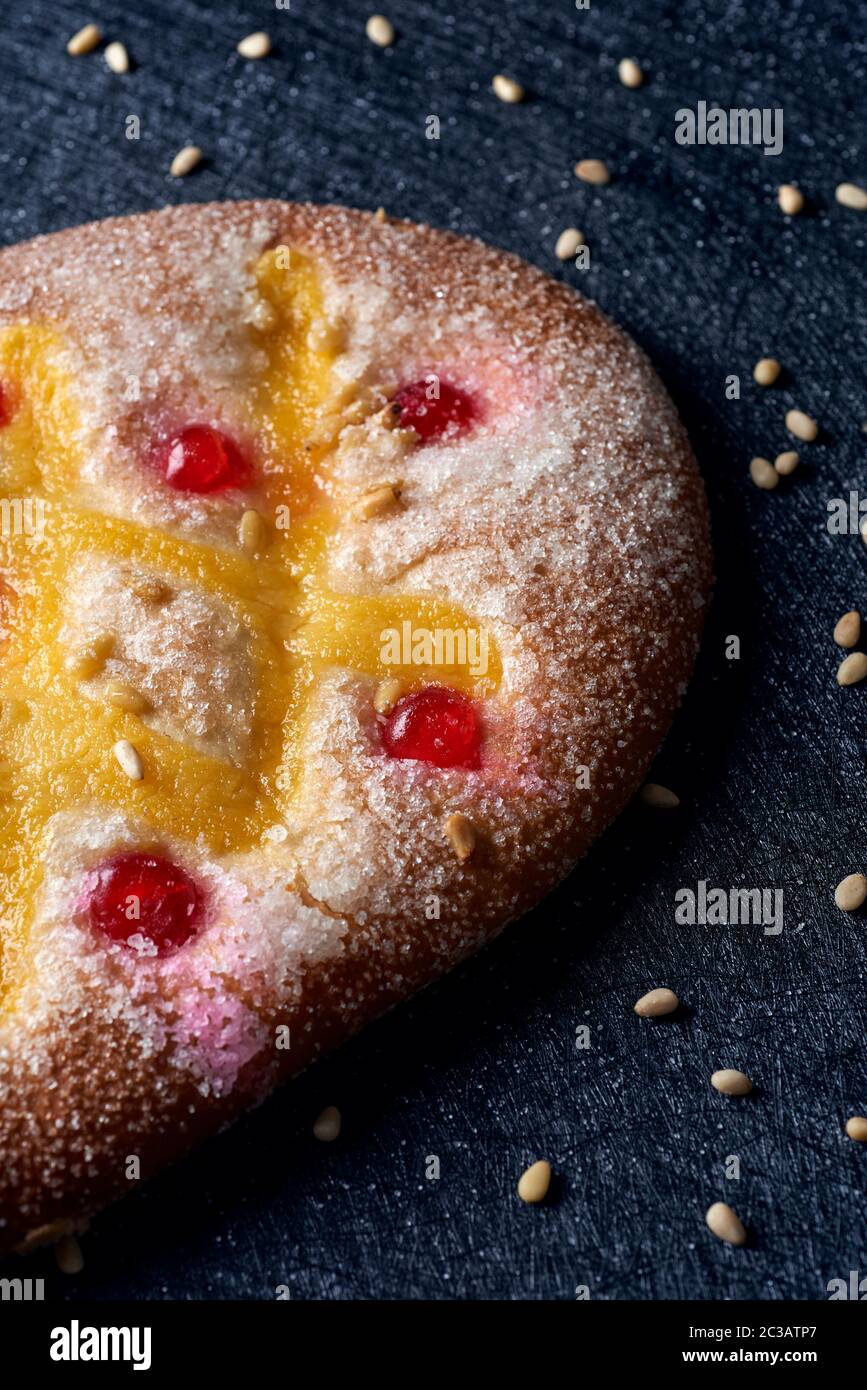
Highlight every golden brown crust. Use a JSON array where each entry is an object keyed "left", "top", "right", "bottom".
[{"left": 0, "top": 202, "right": 711, "bottom": 1253}]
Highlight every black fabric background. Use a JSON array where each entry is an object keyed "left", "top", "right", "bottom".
[{"left": 0, "top": 0, "right": 865, "bottom": 1302}]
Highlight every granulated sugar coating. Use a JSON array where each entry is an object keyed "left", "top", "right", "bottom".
[{"left": 0, "top": 201, "right": 710, "bottom": 1252}]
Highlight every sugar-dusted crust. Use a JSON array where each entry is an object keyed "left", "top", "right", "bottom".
[{"left": 0, "top": 202, "right": 711, "bottom": 1253}]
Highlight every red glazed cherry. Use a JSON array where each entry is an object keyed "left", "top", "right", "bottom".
[
  {"left": 88, "top": 852, "right": 201, "bottom": 956},
  {"left": 161, "top": 425, "right": 249, "bottom": 493},
  {"left": 393, "top": 379, "right": 477, "bottom": 441},
  {"left": 0, "top": 382, "right": 16, "bottom": 427},
  {"left": 381, "top": 686, "right": 481, "bottom": 768}
]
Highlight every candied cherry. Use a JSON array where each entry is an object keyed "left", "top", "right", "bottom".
[
  {"left": 381, "top": 686, "right": 481, "bottom": 768},
  {"left": 0, "top": 382, "right": 16, "bottom": 427},
  {"left": 393, "top": 379, "right": 477, "bottom": 441},
  {"left": 88, "top": 851, "right": 201, "bottom": 956},
  {"left": 160, "top": 424, "right": 249, "bottom": 493}
]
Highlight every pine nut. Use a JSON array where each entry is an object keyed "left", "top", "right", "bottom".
[
  {"left": 237, "top": 31, "right": 272, "bottom": 59},
  {"left": 492, "top": 74, "right": 525, "bottom": 104},
  {"left": 750, "top": 456, "right": 779, "bottom": 490},
  {"left": 67, "top": 632, "right": 116, "bottom": 679},
  {"left": 774, "top": 450, "right": 799, "bottom": 476},
  {"left": 555, "top": 227, "right": 584, "bottom": 260},
  {"left": 15, "top": 1219, "right": 71, "bottom": 1254},
  {"left": 617, "top": 58, "right": 643, "bottom": 88},
  {"left": 834, "top": 610, "right": 860, "bottom": 647},
  {"left": 753, "top": 357, "right": 781, "bottom": 386},
  {"left": 67, "top": 24, "right": 101, "bottom": 56},
  {"left": 113, "top": 739, "right": 144, "bottom": 780},
  {"left": 639, "top": 782, "right": 680, "bottom": 808},
  {"left": 834, "top": 873, "right": 867, "bottom": 911},
  {"left": 574, "top": 159, "right": 610, "bottom": 185},
  {"left": 778, "top": 184, "right": 804, "bottom": 215},
  {"left": 106, "top": 682, "right": 150, "bottom": 715},
  {"left": 170, "top": 146, "right": 203, "bottom": 178},
  {"left": 131, "top": 578, "right": 172, "bottom": 605},
  {"left": 517, "top": 1159, "right": 551, "bottom": 1203},
  {"left": 786, "top": 409, "right": 818, "bottom": 442},
  {"left": 443, "top": 811, "right": 476, "bottom": 862},
  {"left": 374, "top": 677, "right": 402, "bottom": 714},
  {"left": 366, "top": 15, "right": 395, "bottom": 47},
  {"left": 705, "top": 1202, "right": 746, "bottom": 1246},
  {"left": 104, "top": 41, "right": 130, "bottom": 74},
  {"left": 55, "top": 1234, "right": 84, "bottom": 1274},
  {"left": 845, "top": 1116, "right": 867, "bottom": 1142},
  {"left": 634, "top": 987, "right": 679, "bottom": 1018},
  {"left": 837, "top": 652, "right": 867, "bottom": 686},
  {"left": 313, "top": 1106, "right": 341, "bottom": 1141},
  {"left": 239, "top": 509, "right": 267, "bottom": 554},
  {"left": 352, "top": 482, "right": 402, "bottom": 521},
  {"left": 711, "top": 1069, "right": 753, "bottom": 1096},
  {"left": 835, "top": 183, "right": 867, "bottom": 211}
]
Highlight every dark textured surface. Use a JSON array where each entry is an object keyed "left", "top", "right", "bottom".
[{"left": 1, "top": 0, "right": 866, "bottom": 1302}]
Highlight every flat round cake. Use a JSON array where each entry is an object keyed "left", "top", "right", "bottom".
[{"left": 0, "top": 201, "right": 710, "bottom": 1253}]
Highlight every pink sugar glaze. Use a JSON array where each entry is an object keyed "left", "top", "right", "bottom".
[
  {"left": 96, "top": 871, "right": 270, "bottom": 1098},
  {"left": 396, "top": 355, "right": 535, "bottom": 433},
  {"left": 154, "top": 876, "right": 267, "bottom": 1096},
  {"left": 166, "top": 981, "right": 266, "bottom": 1097}
]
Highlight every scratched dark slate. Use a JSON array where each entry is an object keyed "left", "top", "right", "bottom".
[{"left": 0, "top": 0, "right": 865, "bottom": 1302}]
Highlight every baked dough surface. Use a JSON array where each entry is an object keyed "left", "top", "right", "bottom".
[{"left": 0, "top": 201, "right": 710, "bottom": 1252}]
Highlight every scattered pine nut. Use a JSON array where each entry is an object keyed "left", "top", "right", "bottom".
[
  {"left": 492, "top": 74, "right": 525, "bottom": 104},
  {"left": 67, "top": 24, "right": 101, "bottom": 56},
  {"left": 753, "top": 357, "right": 781, "bottom": 386},
  {"left": 555, "top": 227, "right": 584, "bottom": 260},
  {"left": 711, "top": 1069, "right": 753, "bottom": 1096},
  {"left": 366, "top": 14, "right": 395, "bottom": 47},
  {"left": 785, "top": 409, "right": 818, "bottom": 442},
  {"left": 834, "top": 872, "right": 867, "bottom": 911},
  {"left": 113, "top": 738, "right": 144, "bottom": 781},
  {"left": 833, "top": 610, "right": 860, "bottom": 648},
  {"left": 845, "top": 1115, "right": 867, "bottom": 1142},
  {"left": 106, "top": 681, "right": 150, "bottom": 715},
  {"left": 705, "top": 1202, "right": 747, "bottom": 1246},
  {"left": 104, "top": 41, "right": 130, "bottom": 74},
  {"left": 352, "top": 482, "right": 402, "bottom": 521},
  {"left": 131, "top": 578, "right": 172, "bottom": 605},
  {"left": 750, "top": 456, "right": 779, "bottom": 490},
  {"left": 443, "top": 811, "right": 476, "bottom": 862},
  {"left": 634, "top": 987, "right": 679, "bottom": 1018},
  {"left": 774, "top": 450, "right": 799, "bottom": 476},
  {"left": 617, "top": 58, "right": 643, "bottom": 88},
  {"left": 313, "top": 1106, "right": 341, "bottom": 1142},
  {"left": 55, "top": 1234, "right": 84, "bottom": 1274},
  {"left": 778, "top": 184, "right": 804, "bottom": 215},
  {"left": 237, "top": 31, "right": 272, "bottom": 59},
  {"left": 517, "top": 1159, "right": 552, "bottom": 1204},
  {"left": 574, "top": 158, "right": 610, "bottom": 185},
  {"left": 373, "top": 206, "right": 387, "bottom": 223},
  {"left": 836, "top": 652, "right": 867, "bottom": 686},
  {"left": 170, "top": 145, "right": 203, "bottom": 178},
  {"left": 374, "top": 677, "right": 402, "bottom": 714},
  {"left": 239, "top": 509, "right": 267, "bottom": 554},
  {"left": 639, "top": 782, "right": 680, "bottom": 808},
  {"left": 835, "top": 183, "right": 867, "bottom": 211},
  {"left": 67, "top": 632, "right": 116, "bottom": 679},
  {"left": 15, "top": 1219, "right": 71, "bottom": 1254}
]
